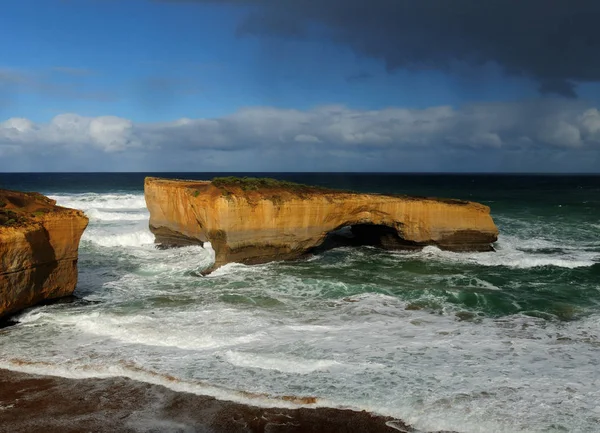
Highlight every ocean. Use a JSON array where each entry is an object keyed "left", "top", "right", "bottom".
[{"left": 1, "top": 173, "right": 599, "bottom": 433}]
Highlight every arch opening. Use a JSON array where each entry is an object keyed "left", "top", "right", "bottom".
[{"left": 312, "top": 223, "right": 421, "bottom": 254}]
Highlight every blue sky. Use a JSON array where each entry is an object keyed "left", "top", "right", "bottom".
[
  {"left": 1, "top": 0, "right": 600, "bottom": 172},
  {"left": 1, "top": 0, "right": 543, "bottom": 122}
]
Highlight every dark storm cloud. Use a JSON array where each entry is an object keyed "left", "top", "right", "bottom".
[{"left": 161, "top": 0, "right": 600, "bottom": 97}]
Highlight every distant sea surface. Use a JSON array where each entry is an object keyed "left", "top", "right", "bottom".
[{"left": 1, "top": 173, "right": 599, "bottom": 433}]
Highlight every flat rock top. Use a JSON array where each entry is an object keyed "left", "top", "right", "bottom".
[
  {"left": 0, "top": 189, "right": 80, "bottom": 229},
  {"left": 145, "top": 176, "right": 474, "bottom": 207}
]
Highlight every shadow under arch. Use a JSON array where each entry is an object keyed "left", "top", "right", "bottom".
[{"left": 310, "top": 222, "right": 422, "bottom": 255}]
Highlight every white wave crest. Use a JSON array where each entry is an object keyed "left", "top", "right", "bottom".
[
  {"left": 85, "top": 208, "right": 148, "bottom": 222},
  {"left": 50, "top": 193, "right": 147, "bottom": 211},
  {"left": 64, "top": 312, "right": 264, "bottom": 351},
  {"left": 224, "top": 351, "right": 343, "bottom": 374},
  {"left": 206, "top": 262, "right": 253, "bottom": 277},
  {"left": 84, "top": 230, "right": 155, "bottom": 247},
  {"left": 413, "top": 235, "right": 597, "bottom": 269},
  {"left": 0, "top": 360, "right": 321, "bottom": 410}
]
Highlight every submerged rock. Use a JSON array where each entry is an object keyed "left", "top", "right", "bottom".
[
  {"left": 0, "top": 189, "right": 88, "bottom": 319},
  {"left": 144, "top": 177, "right": 498, "bottom": 273}
]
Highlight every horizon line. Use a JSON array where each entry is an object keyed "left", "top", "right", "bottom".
[{"left": 1, "top": 171, "right": 600, "bottom": 176}]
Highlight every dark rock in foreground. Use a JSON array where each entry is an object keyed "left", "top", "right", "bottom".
[{"left": 0, "top": 368, "right": 459, "bottom": 433}]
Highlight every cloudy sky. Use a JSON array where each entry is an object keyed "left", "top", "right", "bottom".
[{"left": 1, "top": 0, "right": 600, "bottom": 172}]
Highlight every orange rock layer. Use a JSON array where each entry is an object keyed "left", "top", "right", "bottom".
[
  {"left": 0, "top": 190, "right": 88, "bottom": 319},
  {"left": 144, "top": 177, "right": 498, "bottom": 273}
]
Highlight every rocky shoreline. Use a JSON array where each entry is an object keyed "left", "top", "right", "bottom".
[{"left": 0, "top": 368, "right": 459, "bottom": 433}]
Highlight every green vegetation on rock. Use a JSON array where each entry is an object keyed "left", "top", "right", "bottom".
[
  {"left": 211, "top": 176, "right": 332, "bottom": 193},
  {"left": 0, "top": 209, "right": 27, "bottom": 227}
]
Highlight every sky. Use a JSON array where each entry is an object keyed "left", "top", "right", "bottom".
[{"left": 1, "top": 0, "right": 600, "bottom": 172}]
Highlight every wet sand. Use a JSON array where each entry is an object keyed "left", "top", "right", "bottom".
[{"left": 0, "top": 368, "right": 456, "bottom": 433}]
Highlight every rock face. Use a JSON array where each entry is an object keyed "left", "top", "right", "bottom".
[
  {"left": 0, "top": 189, "right": 88, "bottom": 319},
  {"left": 145, "top": 177, "right": 498, "bottom": 273}
]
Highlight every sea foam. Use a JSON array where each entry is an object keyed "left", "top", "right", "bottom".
[
  {"left": 84, "top": 229, "right": 155, "bottom": 247},
  {"left": 50, "top": 193, "right": 147, "bottom": 211},
  {"left": 408, "top": 235, "right": 598, "bottom": 269},
  {"left": 85, "top": 208, "right": 148, "bottom": 222}
]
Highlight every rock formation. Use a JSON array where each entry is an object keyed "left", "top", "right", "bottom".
[
  {"left": 0, "top": 189, "right": 88, "bottom": 319},
  {"left": 145, "top": 177, "right": 498, "bottom": 273}
]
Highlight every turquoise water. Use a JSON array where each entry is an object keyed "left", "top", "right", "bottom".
[{"left": 1, "top": 173, "right": 599, "bottom": 432}]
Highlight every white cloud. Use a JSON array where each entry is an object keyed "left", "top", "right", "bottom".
[
  {"left": 0, "top": 114, "right": 139, "bottom": 153},
  {"left": 89, "top": 116, "right": 137, "bottom": 152},
  {"left": 0, "top": 118, "right": 35, "bottom": 132},
  {"left": 1, "top": 99, "right": 599, "bottom": 172},
  {"left": 538, "top": 120, "right": 582, "bottom": 148},
  {"left": 579, "top": 108, "right": 600, "bottom": 142}
]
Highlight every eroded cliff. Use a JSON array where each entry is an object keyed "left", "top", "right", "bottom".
[
  {"left": 0, "top": 189, "right": 88, "bottom": 319},
  {"left": 145, "top": 177, "right": 498, "bottom": 273}
]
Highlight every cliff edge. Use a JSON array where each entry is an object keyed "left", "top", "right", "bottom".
[
  {"left": 0, "top": 189, "right": 88, "bottom": 319},
  {"left": 145, "top": 177, "right": 498, "bottom": 273}
]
